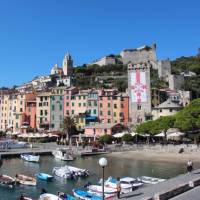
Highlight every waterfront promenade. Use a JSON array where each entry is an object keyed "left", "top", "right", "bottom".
[{"left": 120, "top": 168, "right": 200, "bottom": 200}]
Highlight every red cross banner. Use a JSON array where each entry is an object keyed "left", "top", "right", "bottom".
[{"left": 130, "top": 69, "right": 147, "bottom": 103}]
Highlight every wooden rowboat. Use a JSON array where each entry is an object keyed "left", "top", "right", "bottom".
[
  {"left": 15, "top": 174, "right": 36, "bottom": 186},
  {"left": 0, "top": 174, "right": 15, "bottom": 188}
]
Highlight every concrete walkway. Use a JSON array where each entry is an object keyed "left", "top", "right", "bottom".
[{"left": 119, "top": 169, "right": 200, "bottom": 200}]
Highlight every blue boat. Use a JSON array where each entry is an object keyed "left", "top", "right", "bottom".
[
  {"left": 73, "top": 189, "right": 102, "bottom": 200},
  {"left": 36, "top": 173, "right": 53, "bottom": 181}
]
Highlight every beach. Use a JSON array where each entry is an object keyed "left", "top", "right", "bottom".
[{"left": 107, "top": 146, "right": 200, "bottom": 165}]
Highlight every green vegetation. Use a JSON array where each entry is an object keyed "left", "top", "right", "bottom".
[
  {"left": 121, "top": 133, "right": 133, "bottom": 142},
  {"left": 99, "top": 134, "right": 114, "bottom": 144},
  {"left": 136, "top": 98, "right": 200, "bottom": 134}
]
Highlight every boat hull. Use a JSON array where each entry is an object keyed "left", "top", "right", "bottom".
[
  {"left": 36, "top": 173, "right": 53, "bottom": 181},
  {"left": 39, "top": 193, "right": 62, "bottom": 200},
  {"left": 21, "top": 154, "right": 40, "bottom": 162}
]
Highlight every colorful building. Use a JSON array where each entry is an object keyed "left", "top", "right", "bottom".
[{"left": 36, "top": 92, "right": 51, "bottom": 130}]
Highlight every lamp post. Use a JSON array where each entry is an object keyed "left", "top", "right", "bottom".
[{"left": 99, "top": 157, "right": 108, "bottom": 200}]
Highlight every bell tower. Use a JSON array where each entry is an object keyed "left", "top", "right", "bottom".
[{"left": 63, "top": 53, "right": 73, "bottom": 76}]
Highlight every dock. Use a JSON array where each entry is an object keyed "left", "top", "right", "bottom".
[{"left": 119, "top": 168, "right": 200, "bottom": 200}]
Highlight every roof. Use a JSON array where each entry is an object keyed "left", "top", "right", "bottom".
[{"left": 155, "top": 99, "right": 181, "bottom": 109}]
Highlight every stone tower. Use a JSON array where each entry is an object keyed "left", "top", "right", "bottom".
[
  {"left": 128, "top": 62, "right": 152, "bottom": 124},
  {"left": 63, "top": 53, "right": 73, "bottom": 76}
]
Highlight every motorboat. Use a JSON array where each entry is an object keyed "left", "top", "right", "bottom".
[
  {"left": 73, "top": 189, "right": 102, "bottom": 200},
  {"left": 36, "top": 173, "right": 53, "bottom": 181},
  {"left": 103, "top": 177, "right": 133, "bottom": 194},
  {"left": 138, "top": 176, "right": 165, "bottom": 184},
  {"left": 39, "top": 193, "right": 63, "bottom": 200},
  {"left": 15, "top": 174, "right": 36, "bottom": 186},
  {"left": 67, "top": 165, "right": 89, "bottom": 177},
  {"left": 88, "top": 185, "right": 117, "bottom": 194},
  {"left": 52, "top": 148, "right": 74, "bottom": 161},
  {"left": 120, "top": 177, "right": 143, "bottom": 188},
  {"left": 21, "top": 154, "right": 40, "bottom": 162},
  {"left": 52, "top": 166, "right": 75, "bottom": 179},
  {"left": 0, "top": 174, "right": 15, "bottom": 188}
]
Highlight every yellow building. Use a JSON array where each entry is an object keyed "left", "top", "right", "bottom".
[{"left": 36, "top": 92, "right": 51, "bottom": 130}]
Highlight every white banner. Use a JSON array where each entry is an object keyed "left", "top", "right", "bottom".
[{"left": 130, "top": 70, "right": 147, "bottom": 103}]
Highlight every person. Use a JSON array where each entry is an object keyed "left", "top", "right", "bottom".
[
  {"left": 41, "top": 188, "right": 47, "bottom": 194},
  {"left": 187, "top": 160, "right": 193, "bottom": 172},
  {"left": 116, "top": 177, "right": 121, "bottom": 199}
]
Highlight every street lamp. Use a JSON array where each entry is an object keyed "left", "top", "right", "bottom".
[{"left": 99, "top": 157, "right": 108, "bottom": 200}]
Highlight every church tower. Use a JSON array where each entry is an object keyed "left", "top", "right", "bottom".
[{"left": 63, "top": 53, "right": 73, "bottom": 76}]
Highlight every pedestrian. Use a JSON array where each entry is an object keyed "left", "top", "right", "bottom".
[
  {"left": 187, "top": 160, "right": 193, "bottom": 173},
  {"left": 116, "top": 177, "right": 121, "bottom": 199}
]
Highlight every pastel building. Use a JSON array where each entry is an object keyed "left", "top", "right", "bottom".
[
  {"left": 24, "top": 93, "right": 37, "bottom": 129},
  {"left": 50, "top": 87, "right": 65, "bottom": 131},
  {"left": 64, "top": 87, "right": 79, "bottom": 116},
  {"left": 87, "top": 90, "right": 98, "bottom": 118},
  {"left": 36, "top": 92, "right": 51, "bottom": 130}
]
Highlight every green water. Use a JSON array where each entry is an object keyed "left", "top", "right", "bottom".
[{"left": 0, "top": 155, "right": 187, "bottom": 200}]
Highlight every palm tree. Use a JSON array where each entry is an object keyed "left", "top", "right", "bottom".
[{"left": 62, "top": 116, "right": 77, "bottom": 145}]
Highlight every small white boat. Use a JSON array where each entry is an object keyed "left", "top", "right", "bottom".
[
  {"left": 39, "top": 193, "right": 62, "bottom": 200},
  {"left": 21, "top": 154, "right": 40, "bottom": 162},
  {"left": 73, "top": 189, "right": 102, "bottom": 200},
  {"left": 15, "top": 174, "right": 36, "bottom": 186},
  {"left": 67, "top": 165, "right": 89, "bottom": 177},
  {"left": 88, "top": 185, "right": 117, "bottom": 194},
  {"left": 52, "top": 166, "right": 74, "bottom": 179},
  {"left": 52, "top": 148, "right": 74, "bottom": 161},
  {"left": 0, "top": 174, "right": 15, "bottom": 188},
  {"left": 139, "top": 176, "right": 165, "bottom": 184},
  {"left": 120, "top": 177, "right": 143, "bottom": 188},
  {"left": 104, "top": 177, "right": 133, "bottom": 194}
]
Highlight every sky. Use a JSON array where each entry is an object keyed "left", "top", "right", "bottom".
[{"left": 0, "top": 0, "right": 200, "bottom": 87}]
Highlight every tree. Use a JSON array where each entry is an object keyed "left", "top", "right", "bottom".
[
  {"left": 62, "top": 116, "right": 77, "bottom": 143},
  {"left": 122, "top": 134, "right": 133, "bottom": 142},
  {"left": 99, "top": 134, "right": 113, "bottom": 144}
]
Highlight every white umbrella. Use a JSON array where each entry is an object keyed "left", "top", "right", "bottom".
[
  {"left": 155, "top": 131, "right": 165, "bottom": 137},
  {"left": 167, "top": 131, "right": 185, "bottom": 139}
]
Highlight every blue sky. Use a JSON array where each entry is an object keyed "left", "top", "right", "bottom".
[{"left": 0, "top": 0, "right": 200, "bottom": 87}]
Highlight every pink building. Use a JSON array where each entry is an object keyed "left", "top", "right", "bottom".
[
  {"left": 84, "top": 123, "right": 125, "bottom": 137},
  {"left": 64, "top": 87, "right": 78, "bottom": 116}
]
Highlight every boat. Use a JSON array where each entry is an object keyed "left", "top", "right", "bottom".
[
  {"left": 0, "top": 174, "right": 15, "bottom": 188},
  {"left": 39, "top": 193, "right": 63, "bottom": 200},
  {"left": 138, "top": 176, "right": 166, "bottom": 184},
  {"left": 17, "top": 195, "right": 33, "bottom": 200},
  {"left": 103, "top": 177, "right": 133, "bottom": 194},
  {"left": 36, "top": 173, "right": 53, "bottom": 181},
  {"left": 88, "top": 185, "right": 117, "bottom": 194},
  {"left": 52, "top": 148, "right": 74, "bottom": 161},
  {"left": 15, "top": 174, "right": 36, "bottom": 186},
  {"left": 67, "top": 165, "right": 90, "bottom": 177},
  {"left": 120, "top": 177, "right": 143, "bottom": 188},
  {"left": 21, "top": 154, "right": 40, "bottom": 162},
  {"left": 52, "top": 166, "right": 75, "bottom": 179},
  {"left": 73, "top": 189, "right": 102, "bottom": 200}
]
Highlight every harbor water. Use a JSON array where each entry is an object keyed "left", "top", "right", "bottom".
[{"left": 0, "top": 155, "right": 187, "bottom": 199}]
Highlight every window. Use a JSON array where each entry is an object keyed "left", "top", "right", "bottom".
[
  {"left": 72, "top": 110, "right": 74, "bottom": 114},
  {"left": 114, "top": 104, "right": 117, "bottom": 109},
  {"left": 169, "top": 109, "right": 173, "bottom": 112},
  {"left": 66, "top": 102, "right": 69, "bottom": 106},
  {"left": 100, "top": 103, "right": 103, "bottom": 108},
  {"left": 114, "top": 112, "right": 116, "bottom": 117},
  {"left": 94, "top": 101, "right": 97, "bottom": 106},
  {"left": 108, "top": 111, "right": 111, "bottom": 115},
  {"left": 88, "top": 102, "right": 91, "bottom": 106},
  {"left": 45, "top": 97, "right": 48, "bottom": 101},
  {"left": 108, "top": 103, "right": 110, "bottom": 107},
  {"left": 40, "top": 118, "right": 43, "bottom": 123},
  {"left": 16, "top": 123, "right": 18, "bottom": 128},
  {"left": 100, "top": 97, "right": 102, "bottom": 100},
  {"left": 51, "top": 124, "right": 55, "bottom": 128},
  {"left": 79, "top": 96, "right": 81, "bottom": 100},
  {"left": 100, "top": 111, "right": 103, "bottom": 116},
  {"left": 16, "top": 115, "right": 19, "bottom": 119},
  {"left": 72, "top": 102, "right": 75, "bottom": 106},
  {"left": 20, "top": 108, "right": 23, "bottom": 112},
  {"left": 66, "top": 96, "right": 69, "bottom": 100},
  {"left": 108, "top": 119, "right": 111, "bottom": 123},
  {"left": 94, "top": 109, "right": 96, "bottom": 114},
  {"left": 60, "top": 96, "right": 63, "bottom": 100},
  {"left": 66, "top": 110, "right": 69, "bottom": 115},
  {"left": 59, "top": 105, "right": 62, "bottom": 110},
  {"left": 45, "top": 110, "right": 48, "bottom": 116},
  {"left": 39, "top": 103, "right": 42, "bottom": 107},
  {"left": 52, "top": 105, "right": 55, "bottom": 111},
  {"left": 120, "top": 112, "right": 124, "bottom": 117},
  {"left": 83, "top": 96, "right": 86, "bottom": 100},
  {"left": 137, "top": 104, "right": 141, "bottom": 110},
  {"left": 52, "top": 115, "right": 54, "bottom": 120},
  {"left": 51, "top": 96, "right": 55, "bottom": 101},
  {"left": 79, "top": 103, "right": 81, "bottom": 107},
  {"left": 40, "top": 110, "right": 43, "bottom": 116},
  {"left": 83, "top": 103, "right": 86, "bottom": 107},
  {"left": 108, "top": 97, "right": 110, "bottom": 100},
  {"left": 160, "top": 109, "right": 162, "bottom": 113},
  {"left": 40, "top": 97, "right": 43, "bottom": 102}
]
